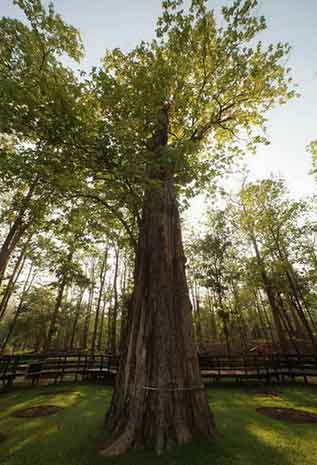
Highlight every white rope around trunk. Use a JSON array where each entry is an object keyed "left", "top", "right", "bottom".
[{"left": 143, "top": 385, "right": 204, "bottom": 391}]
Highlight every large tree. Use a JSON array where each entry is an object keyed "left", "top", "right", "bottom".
[
  {"left": 0, "top": 0, "right": 93, "bottom": 281},
  {"left": 92, "top": 0, "right": 295, "bottom": 455},
  {"left": 1, "top": 0, "right": 295, "bottom": 456}
]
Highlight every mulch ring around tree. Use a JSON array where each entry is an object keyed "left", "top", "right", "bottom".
[
  {"left": 13, "top": 405, "right": 64, "bottom": 418},
  {"left": 38, "top": 390, "right": 73, "bottom": 396},
  {"left": 257, "top": 406, "right": 317, "bottom": 423},
  {"left": 254, "top": 390, "right": 281, "bottom": 398}
]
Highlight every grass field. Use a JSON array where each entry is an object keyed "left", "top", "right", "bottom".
[{"left": 0, "top": 383, "right": 316, "bottom": 465}]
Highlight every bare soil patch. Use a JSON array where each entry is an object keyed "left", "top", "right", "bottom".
[
  {"left": 38, "top": 390, "right": 72, "bottom": 396},
  {"left": 13, "top": 405, "right": 64, "bottom": 417},
  {"left": 255, "top": 390, "right": 281, "bottom": 398},
  {"left": 257, "top": 406, "right": 317, "bottom": 423}
]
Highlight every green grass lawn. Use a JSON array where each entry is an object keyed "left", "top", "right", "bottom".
[{"left": 0, "top": 383, "right": 316, "bottom": 465}]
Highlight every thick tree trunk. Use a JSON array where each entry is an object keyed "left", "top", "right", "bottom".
[{"left": 101, "top": 178, "right": 214, "bottom": 455}]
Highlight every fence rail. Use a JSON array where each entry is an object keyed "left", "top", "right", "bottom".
[{"left": 1, "top": 352, "right": 317, "bottom": 388}]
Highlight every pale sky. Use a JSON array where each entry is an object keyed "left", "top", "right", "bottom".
[{"left": 2, "top": 0, "right": 317, "bottom": 205}]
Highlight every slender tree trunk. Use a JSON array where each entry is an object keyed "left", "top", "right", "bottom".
[
  {"left": 0, "top": 245, "right": 28, "bottom": 320},
  {"left": 118, "top": 293, "right": 130, "bottom": 353},
  {"left": 276, "top": 292, "right": 300, "bottom": 354},
  {"left": 44, "top": 248, "right": 75, "bottom": 352},
  {"left": 0, "top": 177, "right": 38, "bottom": 285},
  {"left": 191, "top": 281, "right": 203, "bottom": 350},
  {"left": 103, "top": 284, "right": 113, "bottom": 352},
  {"left": 91, "top": 247, "right": 108, "bottom": 352},
  {"left": 284, "top": 267, "right": 317, "bottom": 349},
  {"left": 195, "top": 295, "right": 203, "bottom": 351},
  {"left": 44, "top": 275, "right": 67, "bottom": 351},
  {"left": 253, "top": 290, "right": 267, "bottom": 339},
  {"left": 70, "top": 289, "right": 85, "bottom": 350},
  {"left": 120, "top": 252, "right": 128, "bottom": 295},
  {"left": 269, "top": 230, "right": 317, "bottom": 350},
  {"left": 216, "top": 290, "right": 231, "bottom": 355},
  {"left": 102, "top": 109, "right": 214, "bottom": 456},
  {"left": 97, "top": 294, "right": 107, "bottom": 352},
  {"left": 257, "top": 290, "right": 274, "bottom": 338},
  {"left": 1, "top": 263, "right": 34, "bottom": 353},
  {"left": 285, "top": 293, "right": 304, "bottom": 336},
  {"left": 118, "top": 253, "right": 129, "bottom": 350},
  {"left": 231, "top": 283, "right": 248, "bottom": 352},
  {"left": 249, "top": 234, "right": 288, "bottom": 352},
  {"left": 0, "top": 220, "right": 28, "bottom": 286},
  {"left": 222, "top": 315, "right": 231, "bottom": 355},
  {"left": 207, "top": 292, "right": 218, "bottom": 341},
  {"left": 82, "top": 261, "right": 95, "bottom": 349},
  {"left": 109, "top": 247, "right": 119, "bottom": 355}
]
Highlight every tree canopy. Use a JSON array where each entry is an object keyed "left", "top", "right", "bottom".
[{"left": 0, "top": 0, "right": 307, "bottom": 457}]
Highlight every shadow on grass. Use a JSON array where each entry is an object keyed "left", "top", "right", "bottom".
[{"left": 0, "top": 384, "right": 316, "bottom": 465}]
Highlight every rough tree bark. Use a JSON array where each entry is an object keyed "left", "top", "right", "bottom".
[{"left": 101, "top": 108, "right": 214, "bottom": 455}]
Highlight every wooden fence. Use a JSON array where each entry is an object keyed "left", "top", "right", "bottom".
[{"left": 1, "top": 352, "right": 317, "bottom": 388}]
